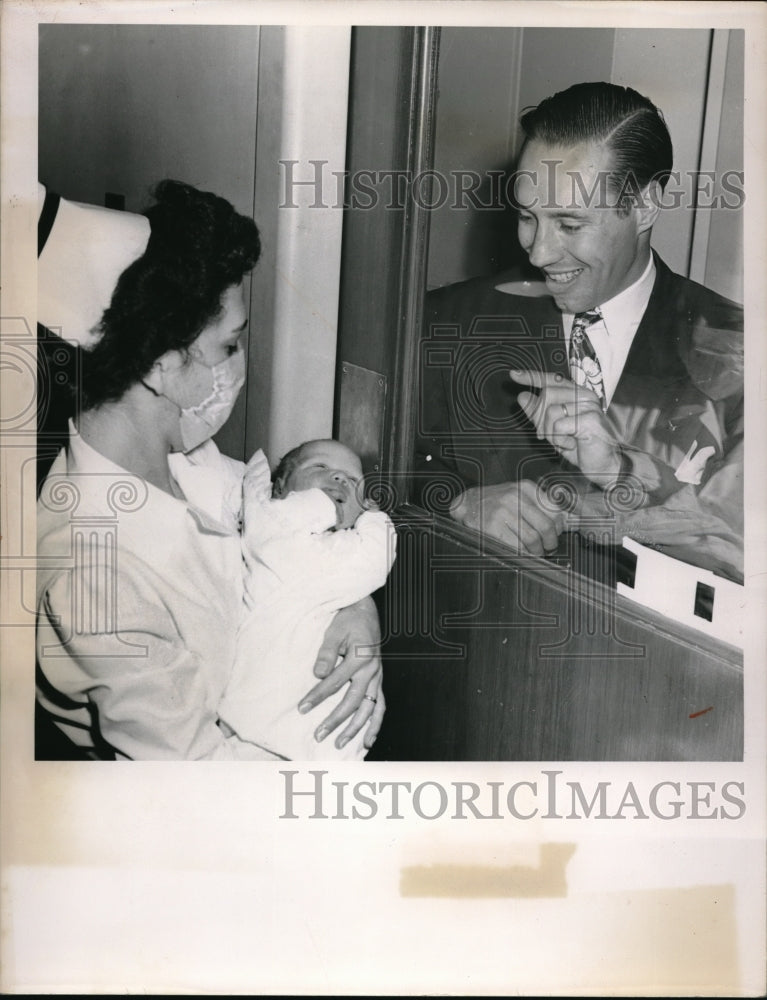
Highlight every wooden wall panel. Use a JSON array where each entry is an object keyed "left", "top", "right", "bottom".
[{"left": 370, "top": 518, "right": 743, "bottom": 761}]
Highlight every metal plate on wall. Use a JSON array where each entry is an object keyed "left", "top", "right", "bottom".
[{"left": 338, "top": 362, "right": 387, "bottom": 472}]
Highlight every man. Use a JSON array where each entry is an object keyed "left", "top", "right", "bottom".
[{"left": 416, "top": 82, "right": 743, "bottom": 583}]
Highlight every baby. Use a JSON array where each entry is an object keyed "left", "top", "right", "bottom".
[{"left": 218, "top": 439, "right": 397, "bottom": 760}]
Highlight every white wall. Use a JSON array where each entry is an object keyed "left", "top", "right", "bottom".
[
  {"left": 39, "top": 25, "right": 260, "bottom": 218},
  {"left": 247, "top": 26, "right": 351, "bottom": 467},
  {"left": 611, "top": 28, "right": 710, "bottom": 277},
  {"left": 38, "top": 24, "right": 351, "bottom": 464},
  {"left": 700, "top": 30, "right": 744, "bottom": 303},
  {"left": 427, "top": 27, "right": 523, "bottom": 289},
  {"left": 38, "top": 25, "right": 260, "bottom": 460}
]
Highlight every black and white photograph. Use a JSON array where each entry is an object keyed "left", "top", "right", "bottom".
[{"left": 2, "top": 1, "right": 765, "bottom": 994}]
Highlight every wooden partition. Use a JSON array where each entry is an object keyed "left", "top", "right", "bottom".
[{"left": 369, "top": 514, "right": 743, "bottom": 761}]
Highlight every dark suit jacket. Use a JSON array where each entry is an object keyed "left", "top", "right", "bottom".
[{"left": 414, "top": 253, "right": 744, "bottom": 580}]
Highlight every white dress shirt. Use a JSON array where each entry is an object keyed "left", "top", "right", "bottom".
[{"left": 563, "top": 253, "right": 656, "bottom": 407}]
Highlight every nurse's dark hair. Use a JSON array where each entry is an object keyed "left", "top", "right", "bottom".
[
  {"left": 519, "top": 82, "right": 674, "bottom": 211},
  {"left": 78, "top": 179, "right": 260, "bottom": 410}
]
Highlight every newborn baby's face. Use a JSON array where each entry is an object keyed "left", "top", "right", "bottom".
[{"left": 282, "top": 441, "right": 365, "bottom": 529}]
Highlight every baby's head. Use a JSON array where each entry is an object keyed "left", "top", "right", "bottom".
[{"left": 273, "top": 439, "right": 365, "bottom": 529}]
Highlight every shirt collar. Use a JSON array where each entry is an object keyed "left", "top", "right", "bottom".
[
  {"left": 563, "top": 252, "right": 656, "bottom": 337},
  {"left": 65, "top": 420, "right": 234, "bottom": 536}
]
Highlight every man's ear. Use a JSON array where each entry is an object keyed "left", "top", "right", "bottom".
[
  {"left": 272, "top": 476, "right": 287, "bottom": 499},
  {"left": 635, "top": 180, "right": 662, "bottom": 235}
]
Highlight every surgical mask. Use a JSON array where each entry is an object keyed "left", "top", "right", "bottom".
[{"left": 175, "top": 349, "right": 246, "bottom": 453}]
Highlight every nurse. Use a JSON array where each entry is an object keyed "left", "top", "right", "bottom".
[{"left": 36, "top": 179, "right": 384, "bottom": 760}]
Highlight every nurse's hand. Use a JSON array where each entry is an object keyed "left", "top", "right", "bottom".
[{"left": 299, "top": 596, "right": 384, "bottom": 751}]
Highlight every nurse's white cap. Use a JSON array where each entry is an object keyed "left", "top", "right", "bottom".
[{"left": 37, "top": 182, "right": 151, "bottom": 348}]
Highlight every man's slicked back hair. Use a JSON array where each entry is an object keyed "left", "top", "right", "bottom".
[{"left": 519, "top": 81, "right": 674, "bottom": 202}]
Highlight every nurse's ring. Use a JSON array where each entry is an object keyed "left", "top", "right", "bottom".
[
  {"left": 561, "top": 403, "right": 569, "bottom": 418},
  {"left": 363, "top": 694, "right": 377, "bottom": 704}
]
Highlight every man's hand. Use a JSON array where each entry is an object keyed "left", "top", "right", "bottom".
[
  {"left": 450, "top": 480, "right": 565, "bottom": 555},
  {"left": 511, "top": 370, "right": 622, "bottom": 484},
  {"left": 299, "top": 597, "right": 384, "bottom": 751}
]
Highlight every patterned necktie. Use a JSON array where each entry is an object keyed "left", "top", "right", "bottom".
[{"left": 569, "top": 308, "right": 606, "bottom": 410}]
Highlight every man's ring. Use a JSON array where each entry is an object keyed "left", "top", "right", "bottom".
[
  {"left": 363, "top": 694, "right": 377, "bottom": 704},
  {"left": 561, "top": 403, "right": 569, "bottom": 418}
]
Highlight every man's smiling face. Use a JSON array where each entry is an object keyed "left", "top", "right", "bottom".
[{"left": 514, "top": 139, "right": 650, "bottom": 313}]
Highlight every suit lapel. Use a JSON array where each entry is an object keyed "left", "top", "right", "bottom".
[
  {"left": 613, "top": 253, "right": 690, "bottom": 401},
  {"left": 608, "top": 254, "right": 727, "bottom": 465}
]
